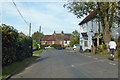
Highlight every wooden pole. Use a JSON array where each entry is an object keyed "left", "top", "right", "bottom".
[{"left": 29, "top": 23, "right": 31, "bottom": 36}]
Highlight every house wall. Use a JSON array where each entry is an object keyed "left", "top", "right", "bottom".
[
  {"left": 80, "top": 18, "right": 102, "bottom": 51},
  {"left": 64, "top": 40, "right": 70, "bottom": 47},
  {"left": 41, "top": 40, "right": 64, "bottom": 47}
]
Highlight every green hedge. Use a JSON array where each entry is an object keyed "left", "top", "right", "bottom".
[
  {"left": 51, "top": 44, "right": 61, "bottom": 49},
  {"left": 1, "top": 24, "right": 33, "bottom": 66}
]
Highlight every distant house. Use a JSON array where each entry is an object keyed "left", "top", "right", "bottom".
[
  {"left": 19, "top": 32, "right": 26, "bottom": 37},
  {"left": 41, "top": 31, "right": 73, "bottom": 47},
  {"left": 79, "top": 10, "right": 102, "bottom": 51}
]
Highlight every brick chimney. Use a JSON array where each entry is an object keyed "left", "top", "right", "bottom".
[
  {"left": 53, "top": 30, "right": 56, "bottom": 35},
  {"left": 61, "top": 30, "right": 64, "bottom": 36}
]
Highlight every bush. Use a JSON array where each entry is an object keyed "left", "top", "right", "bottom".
[
  {"left": 1, "top": 24, "right": 33, "bottom": 66},
  {"left": 2, "top": 24, "right": 19, "bottom": 66},
  {"left": 16, "top": 36, "right": 32, "bottom": 61},
  {"left": 41, "top": 44, "right": 50, "bottom": 49},
  {"left": 51, "top": 44, "right": 61, "bottom": 49},
  {"left": 95, "top": 47, "right": 102, "bottom": 54}
]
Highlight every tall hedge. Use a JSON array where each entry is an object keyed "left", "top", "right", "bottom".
[{"left": 1, "top": 24, "right": 33, "bottom": 66}]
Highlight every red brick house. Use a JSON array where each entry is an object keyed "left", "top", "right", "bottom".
[
  {"left": 19, "top": 32, "right": 26, "bottom": 37},
  {"left": 41, "top": 31, "right": 73, "bottom": 47}
]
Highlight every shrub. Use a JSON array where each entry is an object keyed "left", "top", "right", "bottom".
[
  {"left": 51, "top": 44, "right": 61, "bottom": 48},
  {"left": 2, "top": 24, "right": 19, "bottom": 66},
  {"left": 1, "top": 24, "right": 33, "bottom": 66}
]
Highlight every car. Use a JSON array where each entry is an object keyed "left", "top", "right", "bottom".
[
  {"left": 45, "top": 46, "right": 54, "bottom": 49},
  {"left": 73, "top": 44, "right": 80, "bottom": 50}
]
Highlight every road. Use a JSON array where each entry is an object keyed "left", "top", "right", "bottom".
[{"left": 11, "top": 50, "right": 118, "bottom": 78}]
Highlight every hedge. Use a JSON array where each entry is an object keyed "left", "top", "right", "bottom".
[{"left": 1, "top": 24, "right": 33, "bottom": 66}]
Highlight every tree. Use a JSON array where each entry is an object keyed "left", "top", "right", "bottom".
[
  {"left": 72, "top": 30, "right": 79, "bottom": 36},
  {"left": 32, "top": 31, "right": 44, "bottom": 43},
  {"left": 64, "top": 2, "right": 120, "bottom": 44},
  {"left": 70, "top": 30, "right": 80, "bottom": 47}
]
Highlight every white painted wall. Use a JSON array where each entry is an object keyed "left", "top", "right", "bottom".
[
  {"left": 80, "top": 18, "right": 102, "bottom": 51},
  {"left": 64, "top": 40, "right": 70, "bottom": 47}
]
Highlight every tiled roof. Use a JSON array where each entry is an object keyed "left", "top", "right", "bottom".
[
  {"left": 41, "top": 35, "right": 51, "bottom": 41},
  {"left": 79, "top": 10, "right": 98, "bottom": 25},
  {"left": 19, "top": 32, "right": 26, "bottom": 36},
  {"left": 41, "top": 33, "right": 73, "bottom": 41}
]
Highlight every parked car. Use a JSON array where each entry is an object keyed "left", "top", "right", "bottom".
[
  {"left": 73, "top": 44, "right": 80, "bottom": 50},
  {"left": 45, "top": 46, "right": 54, "bottom": 49}
]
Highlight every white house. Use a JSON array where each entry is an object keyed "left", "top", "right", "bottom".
[{"left": 79, "top": 10, "right": 102, "bottom": 51}]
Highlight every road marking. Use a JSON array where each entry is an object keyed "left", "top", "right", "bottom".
[{"left": 71, "top": 65, "right": 75, "bottom": 67}]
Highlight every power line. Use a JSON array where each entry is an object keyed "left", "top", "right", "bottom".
[{"left": 12, "top": 0, "right": 29, "bottom": 26}]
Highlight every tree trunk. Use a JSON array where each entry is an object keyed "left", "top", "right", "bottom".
[{"left": 102, "top": 16, "right": 111, "bottom": 45}]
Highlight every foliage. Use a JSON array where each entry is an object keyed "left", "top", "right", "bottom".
[
  {"left": 41, "top": 44, "right": 50, "bottom": 49},
  {"left": 32, "top": 31, "right": 44, "bottom": 43},
  {"left": 33, "top": 40, "right": 39, "bottom": 50},
  {"left": 33, "top": 50, "right": 42, "bottom": 54},
  {"left": 64, "top": 2, "right": 120, "bottom": 44},
  {"left": 70, "top": 30, "right": 80, "bottom": 47},
  {"left": 51, "top": 44, "right": 61, "bottom": 49},
  {"left": 16, "top": 36, "right": 32, "bottom": 61},
  {"left": 1, "top": 24, "right": 33, "bottom": 66},
  {"left": 72, "top": 30, "right": 79, "bottom": 36},
  {"left": 2, "top": 24, "right": 19, "bottom": 66},
  {"left": 95, "top": 47, "right": 102, "bottom": 54}
]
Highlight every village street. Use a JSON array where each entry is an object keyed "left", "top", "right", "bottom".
[{"left": 10, "top": 50, "right": 118, "bottom": 79}]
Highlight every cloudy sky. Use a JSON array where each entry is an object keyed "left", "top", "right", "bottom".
[{"left": 1, "top": 1, "right": 83, "bottom": 36}]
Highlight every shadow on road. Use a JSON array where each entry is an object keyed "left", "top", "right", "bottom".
[{"left": 33, "top": 56, "right": 49, "bottom": 64}]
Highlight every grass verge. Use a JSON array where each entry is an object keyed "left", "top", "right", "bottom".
[
  {"left": 33, "top": 50, "right": 42, "bottom": 54},
  {"left": 2, "top": 56, "right": 35, "bottom": 79},
  {"left": 45, "top": 48, "right": 56, "bottom": 50}
]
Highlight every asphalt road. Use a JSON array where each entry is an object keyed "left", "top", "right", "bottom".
[{"left": 11, "top": 50, "right": 118, "bottom": 78}]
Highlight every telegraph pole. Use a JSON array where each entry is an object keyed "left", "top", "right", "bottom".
[
  {"left": 39, "top": 26, "right": 41, "bottom": 49},
  {"left": 29, "top": 23, "right": 31, "bottom": 36}
]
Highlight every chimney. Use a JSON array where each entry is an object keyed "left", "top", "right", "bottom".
[
  {"left": 61, "top": 30, "right": 64, "bottom": 36},
  {"left": 61, "top": 30, "right": 64, "bottom": 34},
  {"left": 53, "top": 30, "right": 56, "bottom": 35}
]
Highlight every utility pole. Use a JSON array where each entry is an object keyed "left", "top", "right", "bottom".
[
  {"left": 39, "top": 26, "right": 41, "bottom": 49},
  {"left": 29, "top": 23, "right": 31, "bottom": 36}
]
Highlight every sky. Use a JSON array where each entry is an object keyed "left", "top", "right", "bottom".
[{"left": 1, "top": 1, "right": 83, "bottom": 36}]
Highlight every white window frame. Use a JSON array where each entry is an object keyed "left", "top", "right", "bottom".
[{"left": 52, "top": 41, "right": 54, "bottom": 44}]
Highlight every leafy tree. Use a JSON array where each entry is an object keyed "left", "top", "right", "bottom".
[
  {"left": 32, "top": 31, "right": 44, "bottom": 43},
  {"left": 64, "top": 2, "right": 120, "bottom": 44},
  {"left": 70, "top": 30, "right": 80, "bottom": 47},
  {"left": 72, "top": 30, "right": 79, "bottom": 36}
]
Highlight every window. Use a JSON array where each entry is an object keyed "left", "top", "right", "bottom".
[
  {"left": 52, "top": 41, "right": 54, "bottom": 44},
  {"left": 84, "top": 41, "right": 88, "bottom": 47},
  {"left": 84, "top": 37, "right": 88, "bottom": 40},
  {"left": 60, "top": 41, "right": 62, "bottom": 44},
  {"left": 43, "top": 40, "right": 45, "bottom": 44},
  {"left": 65, "top": 40, "right": 67, "bottom": 44}
]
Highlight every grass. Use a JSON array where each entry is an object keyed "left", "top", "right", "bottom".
[
  {"left": 91, "top": 50, "right": 118, "bottom": 59},
  {"left": 33, "top": 50, "right": 42, "bottom": 54},
  {"left": 2, "top": 56, "right": 35, "bottom": 79},
  {"left": 45, "top": 48, "right": 56, "bottom": 50}
]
